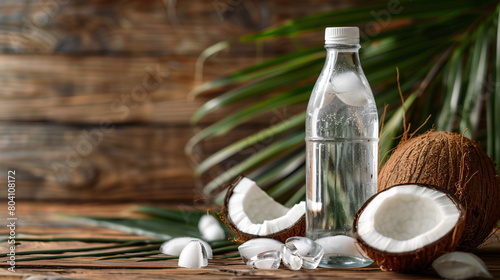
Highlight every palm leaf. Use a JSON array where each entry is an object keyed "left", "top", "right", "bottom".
[
  {"left": 9, "top": 207, "right": 239, "bottom": 262},
  {"left": 190, "top": 46, "right": 323, "bottom": 99},
  {"left": 186, "top": 85, "right": 311, "bottom": 160},
  {"left": 284, "top": 184, "right": 306, "bottom": 207},
  {"left": 190, "top": 60, "right": 322, "bottom": 123},
  {"left": 134, "top": 206, "right": 205, "bottom": 224},
  {"left": 252, "top": 149, "right": 305, "bottom": 188},
  {"left": 0, "top": 241, "right": 146, "bottom": 258},
  {"left": 99, "top": 252, "right": 163, "bottom": 260},
  {"left": 189, "top": 0, "right": 500, "bottom": 202},
  {"left": 267, "top": 168, "right": 305, "bottom": 198},
  {"left": 203, "top": 131, "right": 305, "bottom": 196},
  {"left": 437, "top": 49, "right": 464, "bottom": 131},
  {"left": 15, "top": 244, "right": 161, "bottom": 262},
  {"left": 493, "top": 7, "right": 500, "bottom": 166},
  {"left": 66, "top": 216, "right": 200, "bottom": 239},
  {"left": 194, "top": 112, "right": 306, "bottom": 176},
  {"left": 460, "top": 24, "right": 490, "bottom": 138},
  {"left": 241, "top": 0, "right": 487, "bottom": 41}
]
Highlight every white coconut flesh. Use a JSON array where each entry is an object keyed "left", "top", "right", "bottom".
[
  {"left": 228, "top": 177, "right": 305, "bottom": 236},
  {"left": 357, "top": 184, "right": 460, "bottom": 253}
]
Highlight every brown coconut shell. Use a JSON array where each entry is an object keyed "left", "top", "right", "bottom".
[
  {"left": 222, "top": 175, "right": 306, "bottom": 243},
  {"left": 353, "top": 183, "right": 466, "bottom": 273},
  {"left": 378, "top": 131, "right": 500, "bottom": 251}
]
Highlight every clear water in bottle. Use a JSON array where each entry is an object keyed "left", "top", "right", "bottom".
[{"left": 305, "top": 27, "right": 378, "bottom": 268}]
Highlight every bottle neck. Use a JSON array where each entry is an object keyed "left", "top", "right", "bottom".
[{"left": 324, "top": 44, "right": 361, "bottom": 70}]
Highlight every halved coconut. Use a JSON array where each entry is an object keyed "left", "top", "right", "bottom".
[
  {"left": 223, "top": 176, "right": 306, "bottom": 243},
  {"left": 353, "top": 184, "right": 465, "bottom": 272}
]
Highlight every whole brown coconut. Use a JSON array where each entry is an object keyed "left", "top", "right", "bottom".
[{"left": 378, "top": 131, "right": 500, "bottom": 251}]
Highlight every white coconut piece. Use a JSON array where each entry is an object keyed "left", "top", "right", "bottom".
[
  {"left": 198, "top": 215, "right": 226, "bottom": 241},
  {"left": 198, "top": 214, "right": 217, "bottom": 229},
  {"left": 178, "top": 240, "right": 208, "bottom": 269},
  {"left": 238, "top": 238, "right": 284, "bottom": 264},
  {"left": 357, "top": 184, "right": 460, "bottom": 253},
  {"left": 315, "top": 235, "right": 369, "bottom": 259},
  {"left": 227, "top": 177, "right": 305, "bottom": 236},
  {"left": 432, "top": 252, "right": 493, "bottom": 280},
  {"left": 160, "top": 237, "right": 213, "bottom": 259}
]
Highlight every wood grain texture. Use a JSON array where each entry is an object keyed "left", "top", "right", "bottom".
[
  {"left": 0, "top": 54, "right": 305, "bottom": 124},
  {"left": 0, "top": 122, "right": 274, "bottom": 201},
  {"left": 0, "top": 53, "right": 236, "bottom": 124},
  {"left": 1, "top": 202, "right": 499, "bottom": 279},
  {"left": 0, "top": 0, "right": 354, "bottom": 55},
  {"left": 0, "top": 0, "right": 359, "bottom": 201}
]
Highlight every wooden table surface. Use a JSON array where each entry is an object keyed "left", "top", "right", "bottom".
[{"left": 1, "top": 202, "right": 499, "bottom": 280}]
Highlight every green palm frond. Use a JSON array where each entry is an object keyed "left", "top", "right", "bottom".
[
  {"left": 188, "top": 0, "right": 500, "bottom": 204},
  {"left": 6, "top": 207, "right": 238, "bottom": 262},
  {"left": 491, "top": 8, "right": 500, "bottom": 165}
]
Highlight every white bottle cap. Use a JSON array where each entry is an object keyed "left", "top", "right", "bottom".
[{"left": 325, "top": 27, "right": 359, "bottom": 45}]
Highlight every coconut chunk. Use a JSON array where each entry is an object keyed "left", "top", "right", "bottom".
[
  {"left": 178, "top": 240, "right": 208, "bottom": 268},
  {"left": 223, "top": 176, "right": 306, "bottom": 242},
  {"left": 160, "top": 237, "right": 213, "bottom": 259},
  {"left": 230, "top": 178, "right": 289, "bottom": 224},
  {"left": 357, "top": 184, "right": 459, "bottom": 253},
  {"left": 353, "top": 184, "right": 465, "bottom": 272}
]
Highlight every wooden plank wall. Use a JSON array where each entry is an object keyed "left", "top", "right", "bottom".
[{"left": 0, "top": 0, "right": 356, "bottom": 202}]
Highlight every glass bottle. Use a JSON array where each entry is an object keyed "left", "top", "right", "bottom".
[{"left": 305, "top": 27, "right": 378, "bottom": 268}]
